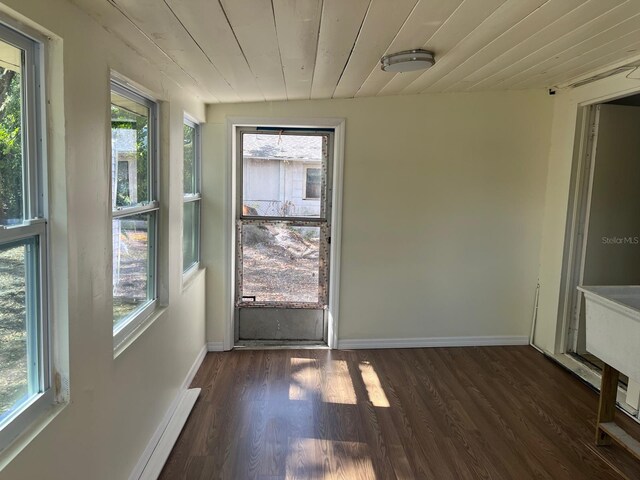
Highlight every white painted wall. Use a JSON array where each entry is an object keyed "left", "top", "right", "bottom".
[
  {"left": 202, "top": 91, "right": 554, "bottom": 345},
  {"left": 534, "top": 72, "right": 640, "bottom": 355},
  {"left": 0, "top": 0, "right": 206, "bottom": 478}
]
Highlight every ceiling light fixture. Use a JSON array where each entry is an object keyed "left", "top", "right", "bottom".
[{"left": 380, "top": 49, "right": 435, "bottom": 73}]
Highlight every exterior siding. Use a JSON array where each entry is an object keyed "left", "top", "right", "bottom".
[{"left": 243, "top": 157, "right": 321, "bottom": 217}]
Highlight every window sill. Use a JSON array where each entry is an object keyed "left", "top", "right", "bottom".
[
  {"left": 182, "top": 264, "right": 204, "bottom": 291},
  {"left": 113, "top": 302, "right": 165, "bottom": 358},
  {"left": 0, "top": 395, "right": 67, "bottom": 472}
]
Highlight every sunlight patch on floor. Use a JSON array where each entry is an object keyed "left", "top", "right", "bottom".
[
  {"left": 322, "top": 359, "right": 357, "bottom": 405},
  {"left": 289, "top": 357, "right": 318, "bottom": 401},
  {"left": 285, "top": 438, "right": 374, "bottom": 479},
  {"left": 359, "top": 361, "right": 390, "bottom": 408}
]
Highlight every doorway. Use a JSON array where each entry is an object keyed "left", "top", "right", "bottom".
[
  {"left": 564, "top": 96, "right": 640, "bottom": 390},
  {"left": 234, "top": 127, "right": 334, "bottom": 345}
]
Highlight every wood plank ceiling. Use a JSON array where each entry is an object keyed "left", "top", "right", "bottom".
[{"left": 71, "top": 0, "right": 640, "bottom": 103}]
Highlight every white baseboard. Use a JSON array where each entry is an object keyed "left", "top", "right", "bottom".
[
  {"left": 337, "top": 335, "right": 530, "bottom": 350},
  {"left": 139, "top": 388, "right": 201, "bottom": 480},
  {"left": 183, "top": 345, "right": 207, "bottom": 389},
  {"left": 128, "top": 344, "right": 206, "bottom": 480},
  {"left": 207, "top": 341, "right": 224, "bottom": 352}
]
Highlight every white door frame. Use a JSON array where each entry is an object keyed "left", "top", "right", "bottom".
[
  {"left": 224, "top": 117, "right": 346, "bottom": 350},
  {"left": 547, "top": 76, "right": 640, "bottom": 355},
  {"left": 557, "top": 95, "right": 640, "bottom": 414},
  {"left": 558, "top": 104, "right": 598, "bottom": 354}
]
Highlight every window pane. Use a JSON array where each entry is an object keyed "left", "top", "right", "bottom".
[
  {"left": 0, "top": 238, "right": 38, "bottom": 420},
  {"left": 183, "top": 201, "right": 199, "bottom": 272},
  {"left": 305, "top": 168, "right": 321, "bottom": 199},
  {"left": 111, "top": 92, "right": 150, "bottom": 209},
  {"left": 0, "top": 42, "right": 24, "bottom": 226},
  {"left": 183, "top": 123, "right": 196, "bottom": 195},
  {"left": 241, "top": 224, "right": 320, "bottom": 303},
  {"left": 242, "top": 133, "right": 324, "bottom": 217},
  {"left": 113, "top": 213, "right": 155, "bottom": 325}
]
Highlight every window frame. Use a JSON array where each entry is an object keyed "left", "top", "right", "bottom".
[
  {"left": 303, "top": 164, "right": 322, "bottom": 200},
  {"left": 110, "top": 79, "right": 160, "bottom": 348},
  {"left": 182, "top": 116, "right": 201, "bottom": 278},
  {"left": 0, "top": 22, "right": 54, "bottom": 454}
]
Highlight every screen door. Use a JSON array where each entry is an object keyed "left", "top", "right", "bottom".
[{"left": 235, "top": 128, "right": 333, "bottom": 343}]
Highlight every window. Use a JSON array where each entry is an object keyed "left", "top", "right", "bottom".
[
  {"left": 183, "top": 118, "right": 200, "bottom": 275},
  {"left": 111, "top": 81, "right": 158, "bottom": 344},
  {"left": 304, "top": 166, "right": 321, "bottom": 200},
  {"left": 0, "top": 24, "right": 53, "bottom": 451}
]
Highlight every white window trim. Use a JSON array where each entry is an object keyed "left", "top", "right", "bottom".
[
  {"left": 0, "top": 22, "right": 53, "bottom": 455},
  {"left": 182, "top": 116, "right": 201, "bottom": 278},
  {"left": 113, "top": 299, "right": 158, "bottom": 350},
  {"left": 110, "top": 78, "right": 160, "bottom": 350},
  {"left": 302, "top": 164, "right": 322, "bottom": 200}
]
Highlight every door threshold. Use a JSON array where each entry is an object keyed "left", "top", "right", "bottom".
[
  {"left": 234, "top": 340, "right": 329, "bottom": 350},
  {"left": 548, "top": 351, "right": 638, "bottom": 418}
]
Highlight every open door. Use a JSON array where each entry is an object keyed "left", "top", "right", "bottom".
[
  {"left": 569, "top": 104, "right": 640, "bottom": 392},
  {"left": 235, "top": 128, "right": 333, "bottom": 344},
  {"left": 571, "top": 104, "right": 640, "bottom": 354}
]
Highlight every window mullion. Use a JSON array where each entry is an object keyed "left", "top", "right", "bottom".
[
  {"left": 24, "top": 236, "right": 40, "bottom": 396},
  {"left": 148, "top": 211, "right": 157, "bottom": 299},
  {"left": 0, "top": 222, "right": 46, "bottom": 244},
  {"left": 183, "top": 194, "right": 201, "bottom": 203},
  {"left": 182, "top": 120, "right": 200, "bottom": 274},
  {"left": 36, "top": 228, "right": 50, "bottom": 393},
  {"left": 151, "top": 106, "right": 159, "bottom": 203},
  {"left": 24, "top": 41, "right": 39, "bottom": 221},
  {"left": 19, "top": 48, "right": 30, "bottom": 222},
  {"left": 195, "top": 124, "right": 201, "bottom": 194},
  {"left": 112, "top": 202, "right": 159, "bottom": 218}
]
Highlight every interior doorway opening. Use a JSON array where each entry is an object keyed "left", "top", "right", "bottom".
[{"left": 563, "top": 92, "right": 640, "bottom": 411}]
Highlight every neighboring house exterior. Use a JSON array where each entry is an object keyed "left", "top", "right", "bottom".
[
  {"left": 111, "top": 126, "right": 138, "bottom": 205},
  {"left": 242, "top": 134, "right": 323, "bottom": 217},
  {"left": 111, "top": 125, "right": 143, "bottom": 298}
]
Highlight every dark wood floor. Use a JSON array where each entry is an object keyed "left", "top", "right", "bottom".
[{"left": 160, "top": 346, "right": 640, "bottom": 479}]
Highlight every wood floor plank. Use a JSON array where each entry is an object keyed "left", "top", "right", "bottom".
[
  {"left": 159, "top": 346, "right": 640, "bottom": 479},
  {"left": 474, "top": 348, "right": 618, "bottom": 479},
  {"left": 449, "top": 348, "right": 576, "bottom": 479},
  {"left": 408, "top": 348, "right": 506, "bottom": 479},
  {"left": 429, "top": 348, "right": 542, "bottom": 479},
  {"left": 373, "top": 350, "right": 456, "bottom": 479},
  {"left": 480, "top": 347, "right": 633, "bottom": 479}
]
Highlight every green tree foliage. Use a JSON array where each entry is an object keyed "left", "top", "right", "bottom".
[
  {"left": 0, "top": 68, "right": 22, "bottom": 224},
  {"left": 183, "top": 124, "right": 195, "bottom": 194}
]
